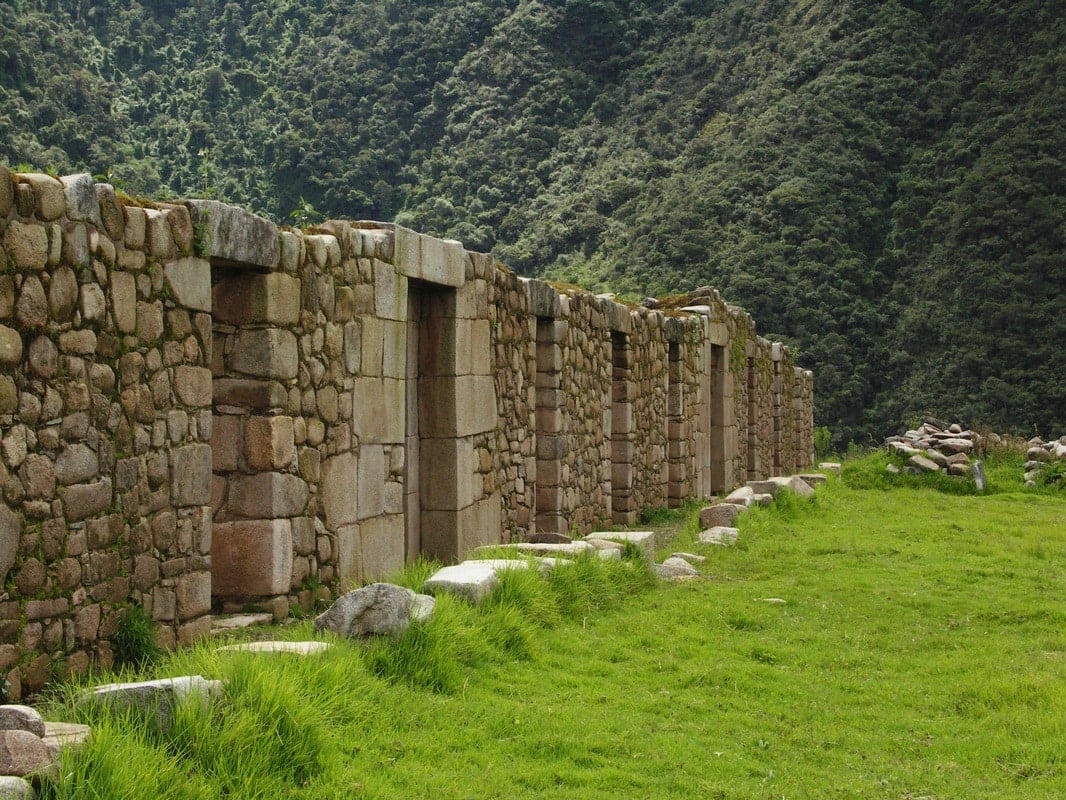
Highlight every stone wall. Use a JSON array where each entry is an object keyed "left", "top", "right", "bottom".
[{"left": 0, "top": 166, "right": 814, "bottom": 697}]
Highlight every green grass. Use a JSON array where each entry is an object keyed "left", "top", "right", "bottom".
[{"left": 40, "top": 457, "right": 1066, "bottom": 798}]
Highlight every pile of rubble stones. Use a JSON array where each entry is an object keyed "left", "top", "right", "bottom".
[
  {"left": 884, "top": 417, "right": 981, "bottom": 478},
  {"left": 1023, "top": 436, "right": 1066, "bottom": 486}
]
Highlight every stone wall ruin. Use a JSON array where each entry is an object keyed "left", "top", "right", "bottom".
[{"left": 0, "top": 166, "right": 814, "bottom": 698}]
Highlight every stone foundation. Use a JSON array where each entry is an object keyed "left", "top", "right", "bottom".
[{"left": 0, "top": 166, "right": 814, "bottom": 696}]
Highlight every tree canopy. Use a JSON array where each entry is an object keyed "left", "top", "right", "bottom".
[{"left": 2, "top": 0, "right": 1062, "bottom": 443}]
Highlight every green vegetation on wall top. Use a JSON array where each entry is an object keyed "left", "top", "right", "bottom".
[{"left": 1, "top": 0, "right": 1062, "bottom": 443}]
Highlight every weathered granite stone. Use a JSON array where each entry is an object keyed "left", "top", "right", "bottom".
[
  {"left": 173, "top": 366, "right": 212, "bottom": 407},
  {"left": 0, "top": 327, "right": 22, "bottom": 365},
  {"left": 171, "top": 444, "right": 212, "bottom": 506},
  {"left": 0, "top": 730, "right": 51, "bottom": 778},
  {"left": 42, "top": 721, "right": 91, "bottom": 760},
  {"left": 0, "top": 706, "right": 45, "bottom": 738},
  {"left": 527, "top": 532, "right": 572, "bottom": 544},
  {"left": 213, "top": 273, "right": 301, "bottom": 325},
  {"left": 699, "top": 503, "right": 741, "bottom": 529},
  {"left": 59, "top": 479, "right": 112, "bottom": 522},
  {"left": 722, "top": 486, "right": 756, "bottom": 506},
  {"left": 655, "top": 557, "right": 699, "bottom": 581},
  {"left": 185, "top": 199, "right": 280, "bottom": 268},
  {"left": 699, "top": 526, "right": 739, "bottom": 546},
  {"left": 313, "top": 582, "right": 435, "bottom": 638},
  {"left": 60, "top": 173, "right": 102, "bottom": 226},
  {"left": 95, "top": 183, "right": 125, "bottom": 240},
  {"left": 211, "top": 519, "right": 293, "bottom": 597},
  {"left": 19, "top": 174, "right": 65, "bottom": 221},
  {"left": 82, "top": 675, "right": 222, "bottom": 734},
  {"left": 15, "top": 277, "right": 46, "bottom": 330},
  {"left": 26, "top": 336, "right": 57, "bottom": 378},
  {"left": 423, "top": 562, "right": 499, "bottom": 604},
  {"left": 0, "top": 506, "right": 19, "bottom": 581},
  {"left": 0, "top": 775, "right": 35, "bottom": 799},
  {"left": 2, "top": 221, "right": 48, "bottom": 271},
  {"left": 229, "top": 472, "right": 308, "bottom": 518},
  {"left": 906, "top": 454, "right": 940, "bottom": 473},
  {"left": 55, "top": 443, "right": 98, "bottom": 486},
  {"left": 229, "top": 329, "right": 298, "bottom": 379},
  {"left": 164, "top": 257, "right": 212, "bottom": 312}
]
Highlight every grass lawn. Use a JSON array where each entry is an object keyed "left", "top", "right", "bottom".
[{"left": 41, "top": 455, "right": 1066, "bottom": 799}]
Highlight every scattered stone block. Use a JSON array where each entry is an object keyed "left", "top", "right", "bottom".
[
  {"left": 584, "top": 530, "right": 655, "bottom": 563},
  {"left": 42, "top": 721, "right": 91, "bottom": 759},
  {"left": 81, "top": 676, "right": 222, "bottom": 734},
  {"left": 423, "top": 562, "right": 500, "bottom": 604},
  {"left": 313, "top": 583, "right": 435, "bottom": 639},
  {"left": 818, "top": 462, "right": 841, "bottom": 475},
  {"left": 655, "top": 557, "right": 699, "bottom": 581},
  {"left": 754, "top": 493, "right": 774, "bottom": 506},
  {"left": 513, "top": 541, "right": 596, "bottom": 558},
  {"left": 793, "top": 474, "right": 825, "bottom": 488},
  {"left": 527, "top": 532, "right": 572, "bottom": 544},
  {"left": 700, "top": 503, "right": 743, "bottom": 528},
  {"left": 722, "top": 486, "right": 756, "bottom": 507},
  {"left": 699, "top": 526, "right": 739, "bottom": 546},
  {"left": 216, "top": 641, "right": 332, "bottom": 656}
]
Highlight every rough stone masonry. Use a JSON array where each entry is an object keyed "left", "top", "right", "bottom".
[{"left": 0, "top": 165, "right": 814, "bottom": 698}]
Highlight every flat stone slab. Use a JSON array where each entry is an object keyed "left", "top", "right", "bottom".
[
  {"left": 42, "top": 721, "right": 91, "bottom": 757},
  {"left": 423, "top": 562, "right": 501, "bottom": 604},
  {"left": 585, "top": 531, "right": 656, "bottom": 562},
  {"left": 216, "top": 641, "right": 332, "bottom": 656},
  {"left": 513, "top": 541, "right": 596, "bottom": 557},
  {"left": 818, "top": 462, "right": 842, "bottom": 476},
  {"left": 82, "top": 676, "right": 222, "bottom": 734},
  {"left": 795, "top": 473, "right": 827, "bottom": 487},
  {"left": 210, "top": 613, "right": 274, "bottom": 633},
  {"left": 699, "top": 526, "right": 739, "bottom": 546},
  {"left": 472, "top": 557, "right": 569, "bottom": 574},
  {"left": 722, "top": 486, "right": 756, "bottom": 506}
]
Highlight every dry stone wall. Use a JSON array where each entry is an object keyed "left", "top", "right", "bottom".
[{"left": 0, "top": 166, "right": 814, "bottom": 696}]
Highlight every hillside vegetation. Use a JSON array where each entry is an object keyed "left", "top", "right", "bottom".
[{"left": 1, "top": 0, "right": 1062, "bottom": 443}]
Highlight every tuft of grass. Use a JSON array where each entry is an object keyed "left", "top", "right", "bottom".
[{"left": 112, "top": 604, "right": 162, "bottom": 671}]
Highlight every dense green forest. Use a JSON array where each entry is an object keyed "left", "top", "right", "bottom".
[{"left": 1, "top": 0, "right": 1062, "bottom": 444}]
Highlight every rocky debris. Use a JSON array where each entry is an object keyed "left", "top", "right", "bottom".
[
  {"left": 1021, "top": 436, "right": 1066, "bottom": 486},
  {"left": 313, "top": 583, "right": 435, "bottom": 639},
  {"left": 81, "top": 676, "right": 222, "bottom": 735},
  {"left": 699, "top": 527, "right": 739, "bottom": 546},
  {"left": 885, "top": 419, "right": 985, "bottom": 483},
  {"left": 216, "top": 641, "right": 332, "bottom": 656},
  {"left": 654, "top": 557, "right": 699, "bottom": 581}
]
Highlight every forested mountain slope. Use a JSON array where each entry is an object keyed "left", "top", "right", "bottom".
[{"left": 1, "top": 0, "right": 1062, "bottom": 443}]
